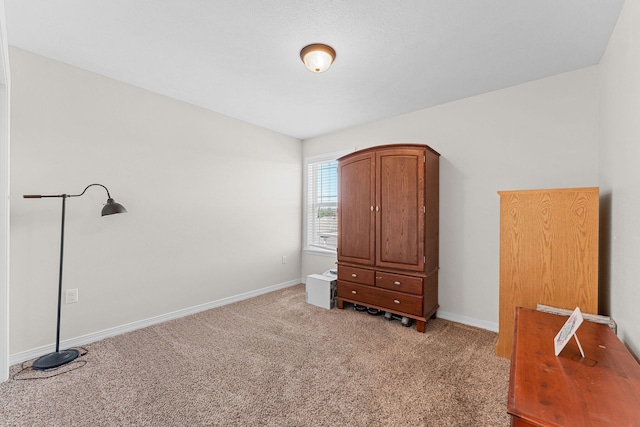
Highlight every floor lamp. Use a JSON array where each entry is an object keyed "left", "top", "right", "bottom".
[{"left": 24, "top": 183, "right": 127, "bottom": 370}]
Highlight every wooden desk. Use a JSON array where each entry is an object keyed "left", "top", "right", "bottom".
[{"left": 508, "top": 307, "right": 640, "bottom": 426}]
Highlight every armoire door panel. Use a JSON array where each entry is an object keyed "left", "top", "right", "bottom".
[
  {"left": 375, "top": 149, "right": 425, "bottom": 272},
  {"left": 337, "top": 152, "right": 375, "bottom": 265}
]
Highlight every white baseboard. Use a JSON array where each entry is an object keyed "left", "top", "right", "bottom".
[
  {"left": 437, "top": 310, "right": 498, "bottom": 333},
  {"left": 10, "top": 278, "right": 302, "bottom": 366}
]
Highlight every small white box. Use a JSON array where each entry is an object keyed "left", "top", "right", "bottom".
[{"left": 305, "top": 274, "right": 336, "bottom": 309}]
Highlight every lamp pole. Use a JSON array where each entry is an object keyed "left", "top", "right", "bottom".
[{"left": 55, "top": 194, "right": 68, "bottom": 355}]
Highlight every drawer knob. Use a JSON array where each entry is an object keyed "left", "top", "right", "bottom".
[
  {"left": 351, "top": 290, "right": 357, "bottom": 294},
  {"left": 351, "top": 273, "right": 357, "bottom": 278},
  {"left": 394, "top": 281, "right": 401, "bottom": 285},
  {"left": 393, "top": 299, "right": 400, "bottom": 304},
  {"left": 376, "top": 276, "right": 382, "bottom": 280}
]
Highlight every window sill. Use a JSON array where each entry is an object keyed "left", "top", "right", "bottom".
[{"left": 303, "top": 248, "right": 337, "bottom": 258}]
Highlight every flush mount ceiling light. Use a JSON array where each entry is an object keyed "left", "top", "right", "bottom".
[{"left": 300, "top": 43, "right": 336, "bottom": 73}]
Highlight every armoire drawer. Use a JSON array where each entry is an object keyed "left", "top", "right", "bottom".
[
  {"left": 375, "top": 272, "right": 423, "bottom": 295},
  {"left": 338, "top": 265, "right": 374, "bottom": 286},
  {"left": 337, "top": 281, "right": 423, "bottom": 317}
]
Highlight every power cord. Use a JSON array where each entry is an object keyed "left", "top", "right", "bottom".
[{"left": 11, "top": 347, "right": 89, "bottom": 381}]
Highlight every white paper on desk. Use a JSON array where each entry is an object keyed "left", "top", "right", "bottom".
[{"left": 554, "top": 307, "right": 584, "bottom": 356}]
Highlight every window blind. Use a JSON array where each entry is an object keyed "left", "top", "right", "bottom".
[{"left": 306, "top": 159, "right": 338, "bottom": 251}]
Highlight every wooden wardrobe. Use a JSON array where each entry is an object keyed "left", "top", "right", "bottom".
[
  {"left": 335, "top": 144, "right": 440, "bottom": 332},
  {"left": 496, "top": 187, "right": 599, "bottom": 358}
]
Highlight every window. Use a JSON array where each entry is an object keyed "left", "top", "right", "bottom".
[{"left": 304, "top": 150, "right": 351, "bottom": 254}]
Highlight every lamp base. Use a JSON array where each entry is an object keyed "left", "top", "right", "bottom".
[{"left": 32, "top": 349, "right": 80, "bottom": 370}]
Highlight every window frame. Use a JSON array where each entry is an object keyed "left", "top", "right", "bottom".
[{"left": 303, "top": 149, "right": 352, "bottom": 256}]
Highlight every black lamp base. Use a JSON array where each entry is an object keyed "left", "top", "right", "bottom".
[{"left": 32, "top": 349, "right": 80, "bottom": 370}]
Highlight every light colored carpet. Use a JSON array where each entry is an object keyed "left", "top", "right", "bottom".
[{"left": 0, "top": 284, "right": 511, "bottom": 426}]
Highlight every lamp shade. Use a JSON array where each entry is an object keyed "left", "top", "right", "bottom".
[
  {"left": 102, "top": 198, "right": 127, "bottom": 216},
  {"left": 300, "top": 44, "right": 336, "bottom": 73}
]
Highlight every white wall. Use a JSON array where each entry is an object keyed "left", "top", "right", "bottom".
[
  {"left": 303, "top": 68, "right": 599, "bottom": 330},
  {"left": 9, "top": 48, "right": 302, "bottom": 355},
  {"left": 0, "top": 1, "right": 10, "bottom": 382},
  {"left": 599, "top": 0, "right": 640, "bottom": 358}
]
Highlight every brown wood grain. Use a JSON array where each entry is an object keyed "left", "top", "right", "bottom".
[
  {"left": 424, "top": 151, "right": 440, "bottom": 274},
  {"left": 337, "top": 152, "right": 376, "bottom": 265},
  {"left": 508, "top": 308, "right": 640, "bottom": 426},
  {"left": 375, "top": 148, "right": 425, "bottom": 272},
  {"left": 496, "top": 187, "right": 599, "bottom": 359},
  {"left": 337, "top": 265, "right": 375, "bottom": 286},
  {"left": 375, "top": 271, "right": 423, "bottom": 295},
  {"left": 336, "top": 144, "right": 440, "bottom": 332},
  {"left": 337, "top": 281, "right": 423, "bottom": 317}
]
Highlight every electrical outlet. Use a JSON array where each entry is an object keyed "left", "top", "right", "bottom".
[
  {"left": 65, "top": 289, "right": 78, "bottom": 304},
  {"left": 282, "top": 255, "right": 287, "bottom": 264}
]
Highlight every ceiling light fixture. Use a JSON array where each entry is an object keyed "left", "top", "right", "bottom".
[{"left": 300, "top": 43, "right": 336, "bottom": 73}]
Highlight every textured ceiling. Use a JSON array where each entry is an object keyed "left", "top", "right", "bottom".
[{"left": 4, "top": 1, "right": 624, "bottom": 140}]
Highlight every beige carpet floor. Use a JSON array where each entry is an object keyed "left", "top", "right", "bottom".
[{"left": 0, "top": 284, "right": 511, "bottom": 426}]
